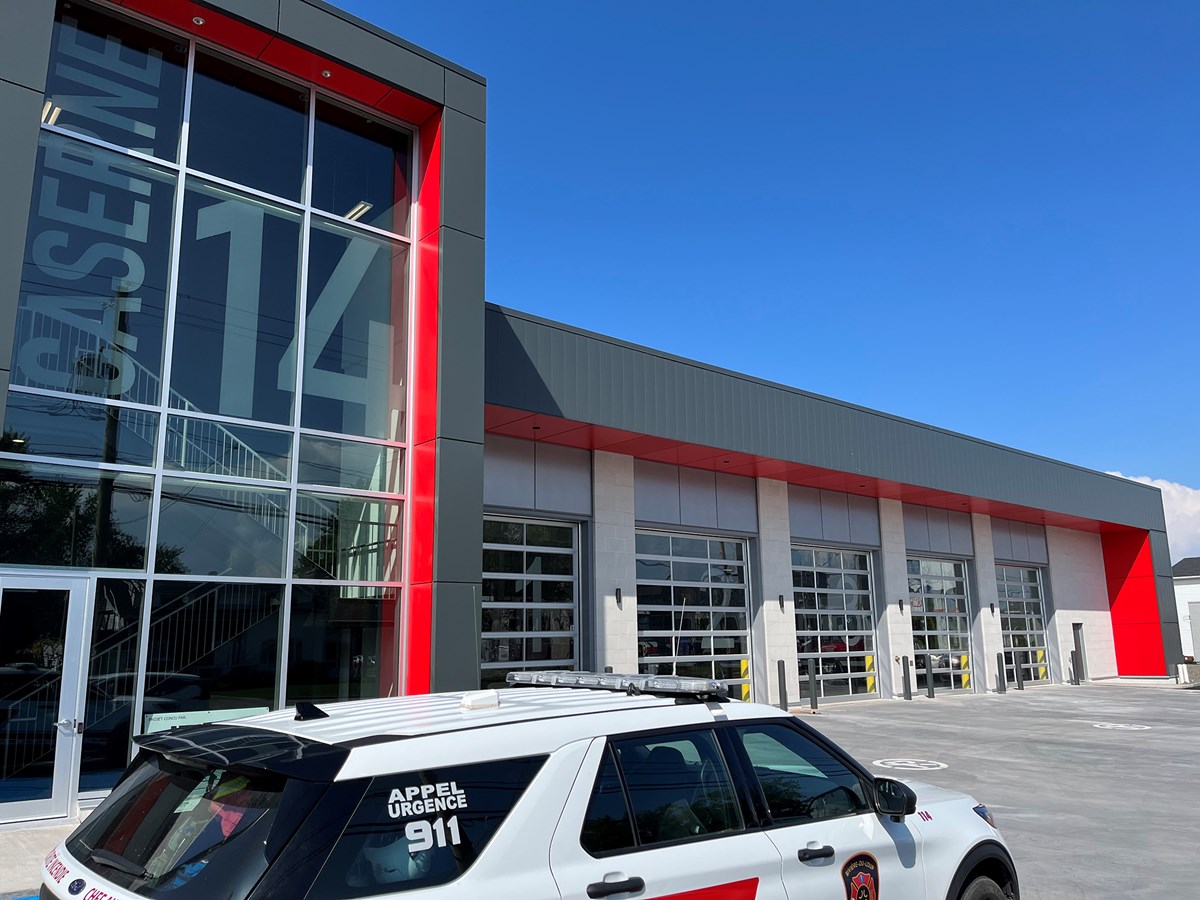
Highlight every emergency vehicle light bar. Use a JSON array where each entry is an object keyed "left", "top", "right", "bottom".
[{"left": 506, "top": 670, "right": 729, "bottom": 700}]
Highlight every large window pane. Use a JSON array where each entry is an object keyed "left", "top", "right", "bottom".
[
  {"left": 46, "top": 3, "right": 186, "bottom": 160},
  {"left": 297, "top": 434, "right": 402, "bottom": 492},
  {"left": 301, "top": 220, "right": 407, "bottom": 440},
  {"left": 2, "top": 392, "right": 156, "bottom": 465},
  {"left": 294, "top": 492, "right": 402, "bottom": 581},
  {"left": 171, "top": 178, "right": 302, "bottom": 423},
  {"left": 187, "top": 51, "right": 307, "bottom": 201},
  {"left": 156, "top": 478, "right": 289, "bottom": 576},
  {"left": 12, "top": 133, "right": 176, "bottom": 405},
  {"left": 143, "top": 581, "right": 282, "bottom": 725},
  {"left": 287, "top": 585, "right": 398, "bottom": 704},
  {"left": 0, "top": 461, "right": 153, "bottom": 569},
  {"left": 0, "top": 586, "right": 70, "bottom": 802},
  {"left": 165, "top": 416, "right": 292, "bottom": 482},
  {"left": 312, "top": 99, "right": 412, "bottom": 235},
  {"left": 80, "top": 579, "right": 145, "bottom": 792}
]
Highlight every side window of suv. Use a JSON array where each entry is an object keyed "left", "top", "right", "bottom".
[
  {"left": 581, "top": 728, "right": 742, "bottom": 855},
  {"left": 308, "top": 756, "right": 546, "bottom": 898},
  {"left": 735, "top": 723, "right": 870, "bottom": 825}
]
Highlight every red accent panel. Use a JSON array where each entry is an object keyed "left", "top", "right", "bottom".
[
  {"left": 118, "top": 0, "right": 273, "bottom": 57},
  {"left": 651, "top": 878, "right": 758, "bottom": 900},
  {"left": 377, "top": 88, "right": 439, "bottom": 130},
  {"left": 119, "top": 2, "right": 436, "bottom": 125},
  {"left": 415, "top": 112, "right": 443, "bottom": 243},
  {"left": 404, "top": 581, "right": 433, "bottom": 695},
  {"left": 402, "top": 111, "right": 443, "bottom": 695},
  {"left": 258, "top": 39, "right": 389, "bottom": 107},
  {"left": 1102, "top": 530, "right": 1166, "bottom": 675}
]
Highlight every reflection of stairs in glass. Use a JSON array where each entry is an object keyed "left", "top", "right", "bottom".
[
  {"left": 14, "top": 312, "right": 326, "bottom": 545},
  {"left": 0, "top": 581, "right": 279, "bottom": 787}
]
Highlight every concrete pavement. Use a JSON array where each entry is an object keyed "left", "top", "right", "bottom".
[
  {"left": 804, "top": 681, "right": 1200, "bottom": 899},
  {"left": 0, "top": 681, "right": 1194, "bottom": 898}
]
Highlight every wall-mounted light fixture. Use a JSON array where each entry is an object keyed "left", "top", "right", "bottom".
[
  {"left": 990, "top": 602, "right": 996, "bottom": 615},
  {"left": 778, "top": 593, "right": 785, "bottom": 611},
  {"left": 615, "top": 587, "right": 622, "bottom": 609},
  {"left": 898, "top": 598, "right": 905, "bottom": 613}
]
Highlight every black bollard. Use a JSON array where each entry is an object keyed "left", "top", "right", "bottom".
[
  {"left": 777, "top": 659, "right": 789, "bottom": 711},
  {"left": 808, "top": 659, "right": 819, "bottom": 711},
  {"left": 902, "top": 656, "right": 913, "bottom": 701},
  {"left": 925, "top": 655, "right": 935, "bottom": 698},
  {"left": 1014, "top": 651, "right": 1025, "bottom": 690},
  {"left": 996, "top": 652, "right": 1007, "bottom": 694}
]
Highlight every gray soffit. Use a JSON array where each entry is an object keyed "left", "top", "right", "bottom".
[{"left": 483, "top": 304, "right": 1167, "bottom": 534}]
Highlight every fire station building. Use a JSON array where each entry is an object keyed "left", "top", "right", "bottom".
[{"left": 0, "top": 0, "right": 1180, "bottom": 824}]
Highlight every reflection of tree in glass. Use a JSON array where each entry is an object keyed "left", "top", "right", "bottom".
[{"left": 0, "top": 463, "right": 184, "bottom": 571}]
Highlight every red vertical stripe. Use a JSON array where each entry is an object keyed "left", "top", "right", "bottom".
[
  {"left": 402, "top": 111, "right": 443, "bottom": 695},
  {"left": 1102, "top": 529, "right": 1166, "bottom": 676}
]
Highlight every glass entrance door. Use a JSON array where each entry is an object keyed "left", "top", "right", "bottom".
[{"left": 0, "top": 575, "right": 87, "bottom": 821}]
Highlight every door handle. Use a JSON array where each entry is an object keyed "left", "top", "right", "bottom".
[
  {"left": 797, "top": 845, "right": 836, "bottom": 862},
  {"left": 587, "top": 876, "right": 645, "bottom": 898}
]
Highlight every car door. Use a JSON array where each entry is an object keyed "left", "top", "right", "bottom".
[
  {"left": 550, "top": 727, "right": 788, "bottom": 900},
  {"left": 725, "top": 720, "right": 927, "bottom": 900}
]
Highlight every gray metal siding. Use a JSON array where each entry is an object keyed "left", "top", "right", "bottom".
[
  {"left": 904, "top": 504, "right": 973, "bottom": 557},
  {"left": 635, "top": 460, "right": 757, "bottom": 532},
  {"left": 484, "top": 306, "right": 1167, "bottom": 533},
  {"left": 0, "top": 0, "right": 54, "bottom": 429},
  {"left": 992, "top": 518, "right": 1050, "bottom": 565}
]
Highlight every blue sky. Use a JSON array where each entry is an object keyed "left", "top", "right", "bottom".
[{"left": 344, "top": 1, "right": 1200, "bottom": 556}]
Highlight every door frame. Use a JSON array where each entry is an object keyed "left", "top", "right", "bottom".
[{"left": 0, "top": 572, "right": 92, "bottom": 823}]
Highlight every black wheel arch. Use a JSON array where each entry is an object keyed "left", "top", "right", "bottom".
[{"left": 944, "top": 840, "right": 1020, "bottom": 900}]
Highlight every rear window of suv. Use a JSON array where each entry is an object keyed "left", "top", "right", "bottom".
[
  {"left": 67, "top": 752, "right": 321, "bottom": 898},
  {"left": 307, "top": 756, "right": 547, "bottom": 897}
]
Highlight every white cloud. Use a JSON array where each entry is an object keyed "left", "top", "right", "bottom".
[{"left": 1106, "top": 472, "right": 1200, "bottom": 564}]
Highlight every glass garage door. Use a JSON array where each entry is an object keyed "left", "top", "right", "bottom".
[
  {"left": 995, "top": 565, "right": 1050, "bottom": 684},
  {"left": 907, "top": 557, "right": 973, "bottom": 691},
  {"left": 792, "top": 547, "right": 877, "bottom": 700},
  {"left": 481, "top": 518, "right": 579, "bottom": 689},
  {"left": 635, "top": 531, "right": 750, "bottom": 699}
]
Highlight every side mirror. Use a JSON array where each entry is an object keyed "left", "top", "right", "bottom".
[{"left": 874, "top": 778, "right": 918, "bottom": 821}]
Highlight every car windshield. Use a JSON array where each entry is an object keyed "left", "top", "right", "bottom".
[{"left": 67, "top": 751, "right": 316, "bottom": 897}]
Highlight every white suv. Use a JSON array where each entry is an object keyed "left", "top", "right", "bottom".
[{"left": 40, "top": 672, "right": 1019, "bottom": 900}]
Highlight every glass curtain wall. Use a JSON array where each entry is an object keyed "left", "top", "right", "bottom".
[
  {"left": 791, "top": 547, "right": 877, "bottom": 701},
  {"left": 0, "top": 1, "right": 414, "bottom": 788},
  {"left": 995, "top": 565, "right": 1051, "bottom": 684},
  {"left": 907, "top": 557, "right": 973, "bottom": 692},
  {"left": 635, "top": 531, "right": 751, "bottom": 700}
]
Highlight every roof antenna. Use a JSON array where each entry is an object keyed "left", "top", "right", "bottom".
[{"left": 294, "top": 701, "right": 330, "bottom": 721}]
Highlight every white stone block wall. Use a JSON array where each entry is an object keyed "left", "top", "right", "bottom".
[
  {"left": 1045, "top": 526, "right": 1118, "bottom": 680},
  {"left": 970, "top": 514, "right": 1004, "bottom": 692},
  {"left": 592, "top": 451, "right": 639, "bottom": 674},
  {"left": 755, "top": 478, "right": 799, "bottom": 707},
  {"left": 876, "top": 499, "right": 914, "bottom": 697}
]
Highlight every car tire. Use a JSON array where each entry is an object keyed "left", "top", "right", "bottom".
[{"left": 959, "top": 875, "right": 1007, "bottom": 900}]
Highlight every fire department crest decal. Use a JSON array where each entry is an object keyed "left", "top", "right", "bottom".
[{"left": 842, "top": 852, "right": 879, "bottom": 900}]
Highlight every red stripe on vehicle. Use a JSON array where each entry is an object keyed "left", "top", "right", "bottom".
[{"left": 651, "top": 877, "right": 758, "bottom": 900}]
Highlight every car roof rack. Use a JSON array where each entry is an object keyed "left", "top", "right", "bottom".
[{"left": 506, "top": 670, "right": 729, "bottom": 702}]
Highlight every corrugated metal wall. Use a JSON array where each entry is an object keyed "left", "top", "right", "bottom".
[{"left": 485, "top": 305, "right": 1167, "bottom": 533}]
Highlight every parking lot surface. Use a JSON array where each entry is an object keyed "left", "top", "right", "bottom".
[{"left": 805, "top": 681, "right": 1200, "bottom": 899}]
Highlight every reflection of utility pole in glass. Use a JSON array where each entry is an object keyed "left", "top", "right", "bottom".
[{"left": 91, "top": 288, "right": 129, "bottom": 568}]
